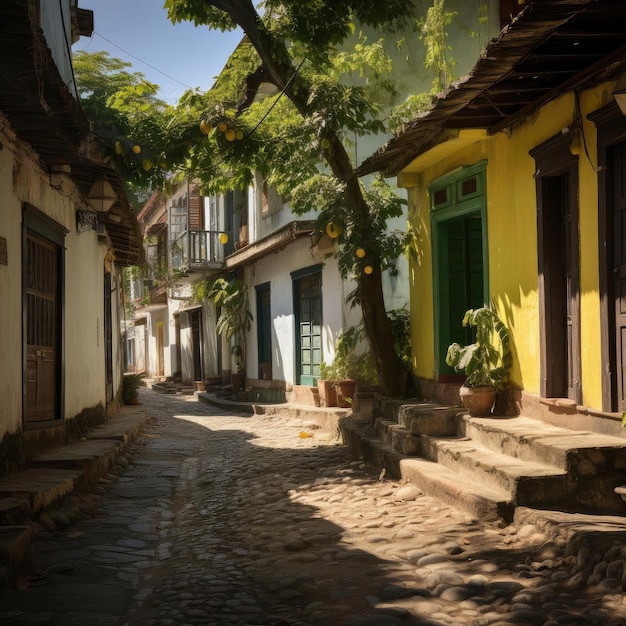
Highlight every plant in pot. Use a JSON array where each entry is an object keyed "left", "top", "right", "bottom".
[
  {"left": 318, "top": 362, "right": 338, "bottom": 407},
  {"left": 445, "top": 306, "right": 512, "bottom": 417},
  {"left": 207, "top": 277, "right": 253, "bottom": 394},
  {"left": 121, "top": 373, "right": 143, "bottom": 405}
]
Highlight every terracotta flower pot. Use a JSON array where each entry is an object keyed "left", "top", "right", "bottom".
[
  {"left": 335, "top": 380, "right": 357, "bottom": 408},
  {"left": 459, "top": 385, "right": 497, "bottom": 417},
  {"left": 317, "top": 380, "right": 337, "bottom": 407}
]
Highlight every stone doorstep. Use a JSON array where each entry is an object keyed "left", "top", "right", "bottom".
[
  {"left": 199, "top": 393, "right": 351, "bottom": 437},
  {"left": 0, "top": 468, "right": 79, "bottom": 514},
  {"left": 0, "top": 406, "right": 149, "bottom": 588},
  {"left": 340, "top": 417, "right": 512, "bottom": 522},
  {"left": 419, "top": 435, "right": 569, "bottom": 506},
  {"left": 460, "top": 414, "right": 626, "bottom": 470},
  {"left": 398, "top": 402, "right": 463, "bottom": 436}
]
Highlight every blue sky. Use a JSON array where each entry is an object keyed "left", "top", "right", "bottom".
[{"left": 74, "top": 0, "right": 243, "bottom": 103}]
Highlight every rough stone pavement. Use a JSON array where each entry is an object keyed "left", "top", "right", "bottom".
[{"left": 1, "top": 388, "right": 626, "bottom": 626}]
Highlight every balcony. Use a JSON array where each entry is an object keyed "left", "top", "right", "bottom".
[{"left": 170, "top": 229, "right": 228, "bottom": 272}]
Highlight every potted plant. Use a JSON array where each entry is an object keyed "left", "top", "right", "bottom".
[
  {"left": 207, "top": 276, "right": 253, "bottom": 393},
  {"left": 445, "top": 306, "right": 512, "bottom": 417},
  {"left": 121, "top": 373, "right": 143, "bottom": 405},
  {"left": 318, "top": 362, "right": 338, "bottom": 407}
]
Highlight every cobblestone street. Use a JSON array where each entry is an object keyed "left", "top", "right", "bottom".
[{"left": 2, "top": 388, "right": 626, "bottom": 626}]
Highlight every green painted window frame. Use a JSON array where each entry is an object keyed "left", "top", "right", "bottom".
[{"left": 429, "top": 162, "right": 489, "bottom": 379}]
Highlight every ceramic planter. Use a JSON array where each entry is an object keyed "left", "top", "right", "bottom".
[
  {"left": 459, "top": 384, "right": 497, "bottom": 417},
  {"left": 317, "top": 380, "right": 337, "bottom": 407},
  {"left": 335, "top": 380, "right": 357, "bottom": 408}
]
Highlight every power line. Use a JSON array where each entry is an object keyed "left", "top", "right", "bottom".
[{"left": 88, "top": 31, "right": 196, "bottom": 90}]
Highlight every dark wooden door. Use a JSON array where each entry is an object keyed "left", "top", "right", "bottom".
[
  {"left": 104, "top": 272, "right": 113, "bottom": 401},
  {"left": 256, "top": 285, "right": 272, "bottom": 380},
  {"left": 190, "top": 309, "right": 203, "bottom": 381},
  {"left": 25, "top": 233, "right": 59, "bottom": 422},
  {"left": 610, "top": 141, "right": 626, "bottom": 410}
]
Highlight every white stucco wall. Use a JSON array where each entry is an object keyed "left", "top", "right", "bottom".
[
  {"left": 0, "top": 123, "right": 116, "bottom": 436},
  {"left": 64, "top": 227, "right": 108, "bottom": 417},
  {"left": 244, "top": 237, "right": 348, "bottom": 385}
]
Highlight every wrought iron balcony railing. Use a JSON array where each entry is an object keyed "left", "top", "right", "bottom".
[{"left": 170, "top": 229, "right": 228, "bottom": 271}]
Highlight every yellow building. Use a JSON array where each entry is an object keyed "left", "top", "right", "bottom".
[{"left": 360, "top": 1, "right": 626, "bottom": 428}]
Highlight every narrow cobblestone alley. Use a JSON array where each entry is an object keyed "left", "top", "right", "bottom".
[{"left": 2, "top": 388, "right": 626, "bottom": 626}]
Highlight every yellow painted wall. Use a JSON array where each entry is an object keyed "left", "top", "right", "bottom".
[{"left": 405, "top": 81, "right": 617, "bottom": 410}]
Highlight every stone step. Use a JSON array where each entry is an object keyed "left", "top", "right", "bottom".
[
  {"left": 340, "top": 417, "right": 513, "bottom": 522},
  {"left": 459, "top": 414, "right": 626, "bottom": 473},
  {"left": 397, "top": 402, "right": 463, "bottom": 436},
  {"left": 29, "top": 439, "right": 123, "bottom": 491},
  {"left": 0, "top": 468, "right": 79, "bottom": 516},
  {"left": 418, "top": 435, "right": 570, "bottom": 506}
]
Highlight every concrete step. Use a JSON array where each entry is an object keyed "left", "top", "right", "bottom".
[
  {"left": 0, "top": 468, "right": 79, "bottom": 517},
  {"left": 418, "top": 435, "right": 569, "bottom": 506},
  {"left": 340, "top": 416, "right": 513, "bottom": 522},
  {"left": 459, "top": 414, "right": 626, "bottom": 472},
  {"left": 397, "top": 402, "right": 463, "bottom": 436},
  {"left": 0, "top": 406, "right": 149, "bottom": 589},
  {"left": 29, "top": 439, "right": 123, "bottom": 492}
]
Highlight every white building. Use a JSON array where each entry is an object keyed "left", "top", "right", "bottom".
[{"left": 0, "top": 1, "right": 143, "bottom": 460}]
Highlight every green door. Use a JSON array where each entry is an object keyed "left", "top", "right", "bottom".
[
  {"left": 293, "top": 268, "right": 322, "bottom": 386},
  {"left": 438, "top": 216, "right": 484, "bottom": 375},
  {"left": 431, "top": 163, "right": 488, "bottom": 378}
]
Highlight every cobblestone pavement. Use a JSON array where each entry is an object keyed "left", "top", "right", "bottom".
[{"left": 3, "top": 388, "right": 626, "bottom": 626}]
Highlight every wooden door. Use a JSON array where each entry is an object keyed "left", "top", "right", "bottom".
[
  {"left": 104, "top": 272, "right": 113, "bottom": 401},
  {"left": 610, "top": 141, "right": 626, "bottom": 410},
  {"left": 25, "top": 233, "right": 59, "bottom": 422},
  {"left": 294, "top": 272, "right": 322, "bottom": 385},
  {"left": 256, "top": 284, "right": 272, "bottom": 380},
  {"left": 438, "top": 215, "right": 484, "bottom": 377}
]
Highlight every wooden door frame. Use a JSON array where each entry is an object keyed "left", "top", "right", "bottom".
[
  {"left": 22, "top": 204, "right": 67, "bottom": 428},
  {"left": 530, "top": 131, "right": 581, "bottom": 403},
  {"left": 589, "top": 103, "right": 626, "bottom": 411},
  {"left": 255, "top": 282, "right": 272, "bottom": 380}
]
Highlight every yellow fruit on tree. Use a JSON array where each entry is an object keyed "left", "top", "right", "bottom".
[
  {"left": 356, "top": 247, "right": 366, "bottom": 258},
  {"left": 364, "top": 265, "right": 374, "bottom": 275},
  {"left": 321, "top": 138, "right": 331, "bottom": 149},
  {"left": 132, "top": 145, "right": 141, "bottom": 154},
  {"left": 218, "top": 121, "right": 228, "bottom": 133},
  {"left": 115, "top": 141, "right": 123, "bottom": 154},
  {"left": 200, "top": 119, "right": 210, "bottom": 134},
  {"left": 142, "top": 159, "right": 152, "bottom": 171},
  {"left": 225, "top": 129, "right": 236, "bottom": 142},
  {"left": 326, "top": 222, "right": 342, "bottom": 238},
  {"left": 235, "top": 130, "right": 244, "bottom": 140}
]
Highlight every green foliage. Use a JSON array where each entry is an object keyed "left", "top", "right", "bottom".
[
  {"left": 445, "top": 307, "right": 512, "bottom": 389},
  {"left": 388, "top": 0, "right": 457, "bottom": 133},
  {"left": 207, "top": 277, "right": 253, "bottom": 373},
  {"left": 387, "top": 306, "right": 412, "bottom": 368},
  {"left": 121, "top": 373, "right": 143, "bottom": 403}
]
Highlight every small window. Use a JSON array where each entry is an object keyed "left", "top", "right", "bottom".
[
  {"left": 433, "top": 187, "right": 449, "bottom": 208},
  {"left": 461, "top": 176, "right": 477, "bottom": 197}
]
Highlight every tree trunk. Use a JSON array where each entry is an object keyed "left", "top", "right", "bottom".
[{"left": 203, "top": 0, "right": 410, "bottom": 397}]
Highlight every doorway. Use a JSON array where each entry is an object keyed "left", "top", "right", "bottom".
[
  {"left": 292, "top": 266, "right": 322, "bottom": 385},
  {"left": 531, "top": 132, "right": 581, "bottom": 403},
  {"left": 430, "top": 164, "right": 488, "bottom": 379}
]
